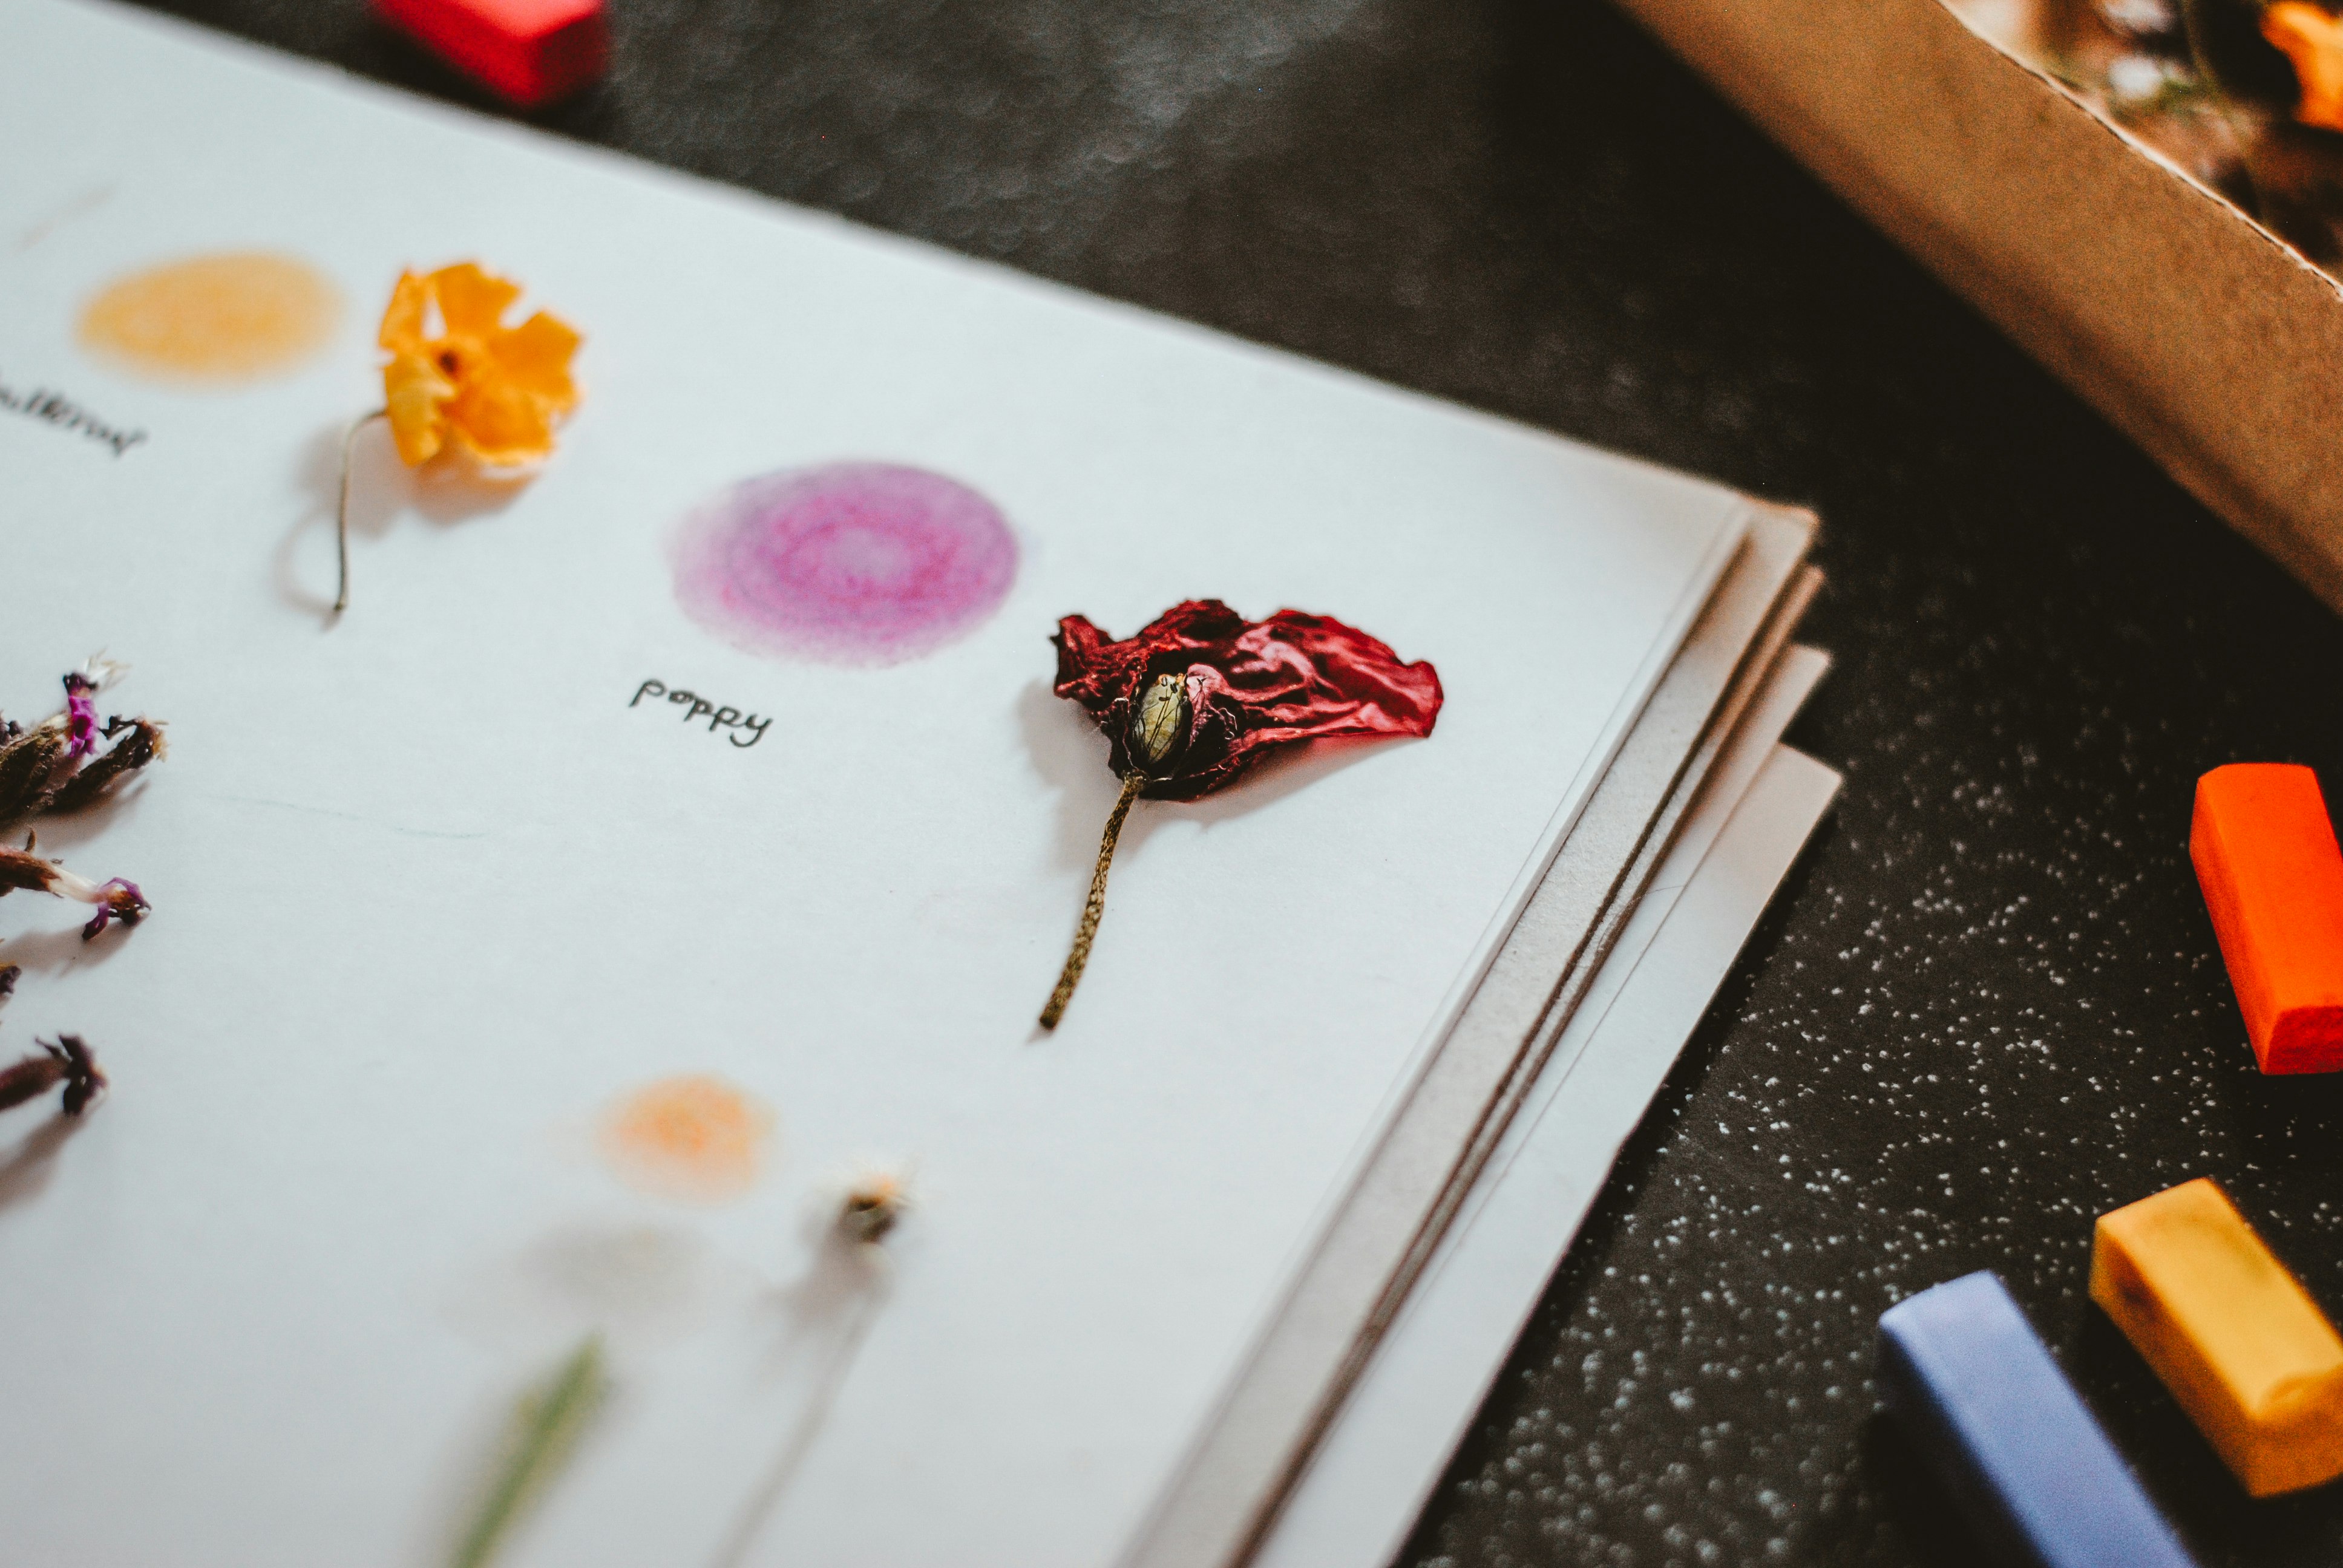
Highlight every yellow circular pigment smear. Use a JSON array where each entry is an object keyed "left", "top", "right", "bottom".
[
  {"left": 77, "top": 252, "right": 340, "bottom": 383},
  {"left": 600, "top": 1075, "right": 775, "bottom": 1203}
]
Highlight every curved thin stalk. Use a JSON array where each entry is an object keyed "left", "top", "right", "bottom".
[
  {"left": 1039, "top": 769, "right": 1147, "bottom": 1030},
  {"left": 335, "top": 408, "right": 388, "bottom": 616}
]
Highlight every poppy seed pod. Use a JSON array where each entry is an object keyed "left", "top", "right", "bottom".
[{"left": 1128, "top": 672, "right": 1192, "bottom": 775}]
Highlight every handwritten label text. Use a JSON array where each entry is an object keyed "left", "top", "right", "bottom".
[
  {"left": 1, "top": 373, "right": 145, "bottom": 458},
  {"left": 631, "top": 679, "right": 770, "bottom": 748}
]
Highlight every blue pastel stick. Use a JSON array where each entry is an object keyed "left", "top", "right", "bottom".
[{"left": 1878, "top": 1271, "right": 2197, "bottom": 1568}]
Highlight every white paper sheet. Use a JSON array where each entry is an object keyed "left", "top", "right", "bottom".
[
  {"left": 1260, "top": 735, "right": 1843, "bottom": 1568},
  {"left": 3, "top": 5, "right": 1764, "bottom": 1564}
]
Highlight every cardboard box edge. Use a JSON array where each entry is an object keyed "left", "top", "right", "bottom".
[{"left": 1611, "top": 0, "right": 2343, "bottom": 613}]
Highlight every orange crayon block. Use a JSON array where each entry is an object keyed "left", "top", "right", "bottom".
[
  {"left": 2190, "top": 763, "right": 2343, "bottom": 1074},
  {"left": 2092, "top": 1178, "right": 2343, "bottom": 1497}
]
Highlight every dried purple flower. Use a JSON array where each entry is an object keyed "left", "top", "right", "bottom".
[
  {"left": 0, "top": 839, "right": 150, "bottom": 941},
  {"left": 0, "top": 1034, "right": 106, "bottom": 1117},
  {"left": 0, "top": 657, "right": 163, "bottom": 825}
]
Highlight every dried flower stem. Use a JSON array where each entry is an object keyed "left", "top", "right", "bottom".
[
  {"left": 452, "top": 1334, "right": 608, "bottom": 1568},
  {"left": 709, "top": 1204, "right": 897, "bottom": 1568},
  {"left": 1039, "top": 768, "right": 1147, "bottom": 1030},
  {"left": 336, "top": 408, "right": 389, "bottom": 617}
]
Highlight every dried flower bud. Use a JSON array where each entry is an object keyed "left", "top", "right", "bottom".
[
  {"left": 841, "top": 1174, "right": 908, "bottom": 1244},
  {"left": 45, "top": 719, "right": 166, "bottom": 816},
  {"left": 0, "top": 1034, "right": 105, "bottom": 1117},
  {"left": 0, "top": 964, "right": 18, "bottom": 999},
  {"left": 0, "top": 839, "right": 149, "bottom": 940}
]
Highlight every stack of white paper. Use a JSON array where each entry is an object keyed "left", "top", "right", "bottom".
[{"left": 0, "top": 4, "right": 1838, "bottom": 1564}]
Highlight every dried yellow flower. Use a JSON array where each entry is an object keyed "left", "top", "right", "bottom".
[{"left": 378, "top": 263, "right": 580, "bottom": 468}]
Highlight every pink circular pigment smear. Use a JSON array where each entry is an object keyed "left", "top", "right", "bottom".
[{"left": 669, "top": 463, "right": 1018, "bottom": 665}]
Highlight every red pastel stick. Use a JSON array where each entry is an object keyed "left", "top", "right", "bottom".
[
  {"left": 374, "top": 0, "right": 608, "bottom": 108},
  {"left": 2191, "top": 763, "right": 2343, "bottom": 1073}
]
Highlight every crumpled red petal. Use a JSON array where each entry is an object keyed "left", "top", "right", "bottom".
[{"left": 1052, "top": 599, "right": 1443, "bottom": 800}]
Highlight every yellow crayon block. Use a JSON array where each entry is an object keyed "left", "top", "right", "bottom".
[{"left": 2091, "top": 1178, "right": 2343, "bottom": 1496}]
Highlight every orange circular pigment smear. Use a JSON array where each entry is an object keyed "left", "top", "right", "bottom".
[
  {"left": 77, "top": 252, "right": 340, "bottom": 383},
  {"left": 600, "top": 1075, "right": 774, "bottom": 1203}
]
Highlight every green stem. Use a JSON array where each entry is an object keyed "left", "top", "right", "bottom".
[{"left": 451, "top": 1334, "right": 608, "bottom": 1568}]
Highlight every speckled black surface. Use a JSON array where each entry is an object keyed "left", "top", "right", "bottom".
[{"left": 114, "top": 0, "right": 2343, "bottom": 1560}]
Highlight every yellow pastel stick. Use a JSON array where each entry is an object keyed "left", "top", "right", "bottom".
[{"left": 2091, "top": 1178, "right": 2343, "bottom": 1497}]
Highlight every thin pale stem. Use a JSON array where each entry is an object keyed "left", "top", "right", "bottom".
[
  {"left": 1040, "top": 769, "right": 1148, "bottom": 1030},
  {"left": 335, "top": 408, "right": 388, "bottom": 617},
  {"left": 707, "top": 1250, "right": 891, "bottom": 1568}
]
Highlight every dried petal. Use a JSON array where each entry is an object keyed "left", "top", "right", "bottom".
[
  {"left": 383, "top": 353, "right": 454, "bottom": 465},
  {"left": 443, "top": 373, "right": 557, "bottom": 468},
  {"left": 379, "top": 270, "right": 433, "bottom": 353},
  {"left": 430, "top": 262, "right": 522, "bottom": 338},
  {"left": 493, "top": 312, "right": 583, "bottom": 405}
]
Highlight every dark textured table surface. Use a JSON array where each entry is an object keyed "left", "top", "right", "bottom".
[{"left": 113, "top": 0, "right": 2343, "bottom": 1561}]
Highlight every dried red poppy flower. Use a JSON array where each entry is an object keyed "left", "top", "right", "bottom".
[
  {"left": 1038, "top": 601, "right": 1442, "bottom": 1028},
  {"left": 1052, "top": 601, "right": 1444, "bottom": 802}
]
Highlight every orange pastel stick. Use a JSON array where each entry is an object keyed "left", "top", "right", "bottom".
[
  {"left": 2191, "top": 763, "right": 2343, "bottom": 1074},
  {"left": 2092, "top": 1178, "right": 2343, "bottom": 1496}
]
